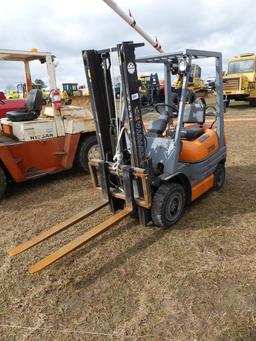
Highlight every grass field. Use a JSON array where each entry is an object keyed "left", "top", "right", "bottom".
[{"left": 1, "top": 103, "right": 256, "bottom": 340}]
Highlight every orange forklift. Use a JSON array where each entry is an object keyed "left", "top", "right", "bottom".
[{"left": 0, "top": 49, "right": 98, "bottom": 199}]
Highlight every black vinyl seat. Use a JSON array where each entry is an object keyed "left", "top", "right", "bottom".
[
  {"left": 169, "top": 127, "right": 204, "bottom": 140},
  {"left": 6, "top": 90, "right": 43, "bottom": 122},
  {"left": 148, "top": 101, "right": 206, "bottom": 140}
]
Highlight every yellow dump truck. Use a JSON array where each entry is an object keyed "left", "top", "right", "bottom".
[{"left": 223, "top": 53, "right": 256, "bottom": 106}]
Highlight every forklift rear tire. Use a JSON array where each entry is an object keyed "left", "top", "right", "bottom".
[
  {"left": 151, "top": 182, "right": 186, "bottom": 228},
  {"left": 76, "top": 135, "right": 99, "bottom": 173},
  {"left": 0, "top": 167, "right": 7, "bottom": 200},
  {"left": 214, "top": 163, "right": 225, "bottom": 190},
  {"left": 225, "top": 99, "right": 230, "bottom": 108}
]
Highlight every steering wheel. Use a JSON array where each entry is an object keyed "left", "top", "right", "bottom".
[{"left": 155, "top": 102, "right": 178, "bottom": 118}]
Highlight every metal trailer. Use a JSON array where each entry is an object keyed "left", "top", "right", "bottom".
[{"left": 10, "top": 42, "right": 226, "bottom": 273}]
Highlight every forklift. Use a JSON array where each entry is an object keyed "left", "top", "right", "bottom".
[
  {"left": 0, "top": 48, "right": 98, "bottom": 199},
  {"left": 139, "top": 73, "right": 164, "bottom": 109},
  {"left": 10, "top": 42, "right": 226, "bottom": 273}
]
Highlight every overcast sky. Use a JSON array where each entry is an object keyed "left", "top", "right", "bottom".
[{"left": 1, "top": 0, "right": 256, "bottom": 91}]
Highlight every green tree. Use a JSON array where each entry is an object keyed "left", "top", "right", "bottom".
[{"left": 34, "top": 79, "right": 46, "bottom": 88}]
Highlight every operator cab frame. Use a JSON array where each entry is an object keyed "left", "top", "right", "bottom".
[{"left": 136, "top": 49, "right": 225, "bottom": 174}]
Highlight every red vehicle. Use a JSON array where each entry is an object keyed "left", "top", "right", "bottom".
[{"left": 0, "top": 92, "right": 26, "bottom": 118}]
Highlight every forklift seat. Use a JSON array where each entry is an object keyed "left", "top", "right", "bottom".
[
  {"left": 169, "top": 102, "right": 205, "bottom": 140},
  {"left": 148, "top": 101, "right": 205, "bottom": 139},
  {"left": 169, "top": 126, "right": 204, "bottom": 140},
  {"left": 183, "top": 102, "right": 205, "bottom": 125},
  {"left": 6, "top": 90, "right": 42, "bottom": 122}
]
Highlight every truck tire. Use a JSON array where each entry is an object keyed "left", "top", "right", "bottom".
[
  {"left": 0, "top": 167, "right": 7, "bottom": 200},
  {"left": 170, "top": 92, "right": 179, "bottom": 105},
  {"left": 249, "top": 100, "right": 256, "bottom": 107},
  {"left": 225, "top": 99, "right": 230, "bottom": 108},
  {"left": 151, "top": 182, "right": 186, "bottom": 228},
  {"left": 76, "top": 135, "right": 100, "bottom": 172},
  {"left": 186, "top": 90, "right": 196, "bottom": 103}
]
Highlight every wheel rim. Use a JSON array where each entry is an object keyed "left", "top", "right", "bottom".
[
  {"left": 87, "top": 144, "right": 101, "bottom": 161},
  {"left": 165, "top": 192, "right": 183, "bottom": 222}
]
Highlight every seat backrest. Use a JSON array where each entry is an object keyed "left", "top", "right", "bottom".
[
  {"left": 25, "top": 89, "right": 42, "bottom": 113},
  {"left": 183, "top": 102, "right": 205, "bottom": 124},
  {"left": 148, "top": 111, "right": 169, "bottom": 136}
]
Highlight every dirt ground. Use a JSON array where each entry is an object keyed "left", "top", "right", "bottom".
[{"left": 1, "top": 103, "right": 256, "bottom": 341}]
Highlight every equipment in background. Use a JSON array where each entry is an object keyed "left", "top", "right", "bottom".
[
  {"left": 223, "top": 53, "right": 256, "bottom": 107},
  {"left": 10, "top": 42, "right": 226, "bottom": 273},
  {"left": 139, "top": 73, "right": 164, "bottom": 111},
  {"left": 16, "top": 83, "right": 50, "bottom": 103},
  {"left": 61, "top": 82, "right": 90, "bottom": 106},
  {"left": 102, "top": 0, "right": 203, "bottom": 102},
  {"left": 0, "top": 91, "right": 26, "bottom": 118},
  {"left": 205, "top": 77, "right": 216, "bottom": 93},
  {"left": 0, "top": 48, "right": 98, "bottom": 199},
  {"left": 172, "top": 64, "right": 208, "bottom": 100}
]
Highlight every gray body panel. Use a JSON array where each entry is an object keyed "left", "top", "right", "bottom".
[{"left": 147, "top": 132, "right": 226, "bottom": 187}]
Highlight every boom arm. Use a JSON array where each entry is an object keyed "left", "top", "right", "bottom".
[{"left": 102, "top": 0, "right": 165, "bottom": 53}]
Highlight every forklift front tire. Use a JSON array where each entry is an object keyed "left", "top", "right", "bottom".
[
  {"left": 214, "top": 163, "right": 225, "bottom": 190},
  {"left": 151, "top": 182, "right": 186, "bottom": 228},
  {"left": 0, "top": 167, "right": 7, "bottom": 200},
  {"left": 76, "top": 135, "right": 99, "bottom": 173}
]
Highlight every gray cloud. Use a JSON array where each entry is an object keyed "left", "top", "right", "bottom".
[{"left": 1, "top": 0, "right": 256, "bottom": 90}]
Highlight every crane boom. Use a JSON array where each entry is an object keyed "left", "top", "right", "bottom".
[{"left": 102, "top": 0, "right": 165, "bottom": 53}]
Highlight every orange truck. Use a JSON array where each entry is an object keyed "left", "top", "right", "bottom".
[{"left": 0, "top": 49, "right": 98, "bottom": 199}]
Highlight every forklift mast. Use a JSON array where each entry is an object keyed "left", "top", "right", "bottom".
[
  {"left": 117, "top": 42, "right": 146, "bottom": 168},
  {"left": 83, "top": 41, "right": 150, "bottom": 224},
  {"left": 83, "top": 41, "right": 146, "bottom": 168}
]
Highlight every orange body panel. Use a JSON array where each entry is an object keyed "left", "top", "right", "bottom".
[
  {"left": 191, "top": 174, "right": 214, "bottom": 201},
  {"left": 0, "top": 134, "right": 80, "bottom": 182},
  {"left": 179, "top": 129, "right": 219, "bottom": 162}
]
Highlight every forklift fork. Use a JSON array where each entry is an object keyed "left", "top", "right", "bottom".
[{"left": 9, "top": 202, "right": 131, "bottom": 273}]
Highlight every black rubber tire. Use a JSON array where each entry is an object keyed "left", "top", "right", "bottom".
[
  {"left": 214, "top": 163, "right": 225, "bottom": 190},
  {"left": 225, "top": 99, "right": 230, "bottom": 108},
  {"left": 140, "top": 94, "right": 148, "bottom": 107},
  {"left": 249, "top": 100, "right": 256, "bottom": 107},
  {"left": 151, "top": 182, "right": 186, "bottom": 228},
  {"left": 75, "top": 135, "right": 98, "bottom": 172},
  {"left": 186, "top": 90, "right": 196, "bottom": 104},
  {"left": 0, "top": 167, "right": 7, "bottom": 200},
  {"left": 170, "top": 92, "right": 179, "bottom": 105}
]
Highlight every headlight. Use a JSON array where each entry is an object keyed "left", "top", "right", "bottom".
[{"left": 179, "top": 59, "right": 188, "bottom": 73}]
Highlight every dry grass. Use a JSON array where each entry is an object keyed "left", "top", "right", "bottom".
[{"left": 0, "top": 102, "right": 256, "bottom": 340}]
